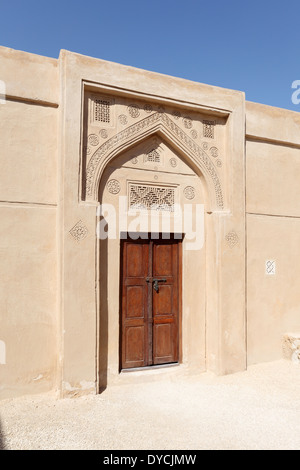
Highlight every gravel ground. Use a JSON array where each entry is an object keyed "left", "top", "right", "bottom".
[{"left": 0, "top": 360, "right": 300, "bottom": 450}]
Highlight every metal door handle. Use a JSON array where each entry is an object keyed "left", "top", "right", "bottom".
[{"left": 146, "top": 277, "right": 167, "bottom": 292}]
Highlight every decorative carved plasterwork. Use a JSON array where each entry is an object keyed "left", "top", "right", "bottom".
[
  {"left": 183, "top": 186, "right": 195, "bottom": 200},
  {"left": 210, "top": 147, "right": 218, "bottom": 158},
  {"left": 145, "top": 149, "right": 161, "bottom": 163},
  {"left": 128, "top": 105, "right": 140, "bottom": 118},
  {"left": 183, "top": 117, "right": 192, "bottom": 129},
  {"left": 225, "top": 231, "right": 239, "bottom": 247},
  {"left": 69, "top": 220, "right": 89, "bottom": 242},
  {"left": 90, "top": 96, "right": 115, "bottom": 126},
  {"left": 129, "top": 183, "right": 175, "bottom": 212},
  {"left": 99, "top": 129, "right": 108, "bottom": 139},
  {"left": 107, "top": 179, "right": 121, "bottom": 194},
  {"left": 85, "top": 112, "right": 224, "bottom": 209},
  {"left": 94, "top": 99, "right": 110, "bottom": 123},
  {"left": 203, "top": 120, "right": 215, "bottom": 139},
  {"left": 118, "top": 114, "right": 128, "bottom": 125},
  {"left": 172, "top": 110, "right": 181, "bottom": 120},
  {"left": 157, "top": 106, "right": 165, "bottom": 114},
  {"left": 88, "top": 134, "right": 99, "bottom": 146},
  {"left": 169, "top": 158, "right": 177, "bottom": 168},
  {"left": 144, "top": 104, "right": 153, "bottom": 113}
]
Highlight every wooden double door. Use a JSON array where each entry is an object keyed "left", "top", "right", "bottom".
[{"left": 121, "top": 237, "right": 181, "bottom": 370}]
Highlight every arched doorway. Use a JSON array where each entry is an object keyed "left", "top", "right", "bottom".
[
  {"left": 97, "top": 135, "right": 206, "bottom": 390},
  {"left": 60, "top": 74, "right": 246, "bottom": 397}
]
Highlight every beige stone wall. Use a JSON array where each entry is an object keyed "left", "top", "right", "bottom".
[
  {"left": 1, "top": 45, "right": 299, "bottom": 400},
  {"left": 0, "top": 48, "right": 59, "bottom": 398},
  {"left": 246, "top": 102, "right": 300, "bottom": 364}
]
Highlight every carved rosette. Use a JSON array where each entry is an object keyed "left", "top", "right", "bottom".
[
  {"left": 144, "top": 104, "right": 153, "bottom": 113},
  {"left": 107, "top": 179, "right": 121, "bottom": 194},
  {"left": 118, "top": 115, "right": 128, "bottom": 125},
  {"left": 210, "top": 146, "right": 218, "bottom": 158},
  {"left": 99, "top": 129, "right": 108, "bottom": 139},
  {"left": 88, "top": 134, "right": 99, "bottom": 146},
  {"left": 183, "top": 186, "right": 195, "bottom": 200},
  {"left": 183, "top": 117, "right": 192, "bottom": 129},
  {"left": 128, "top": 105, "right": 140, "bottom": 118}
]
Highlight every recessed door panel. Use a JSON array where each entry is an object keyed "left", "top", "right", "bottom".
[{"left": 121, "top": 237, "right": 180, "bottom": 370}]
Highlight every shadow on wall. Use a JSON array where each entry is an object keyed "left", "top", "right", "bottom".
[
  {"left": 99, "top": 233, "right": 108, "bottom": 393},
  {"left": 0, "top": 418, "right": 6, "bottom": 450}
]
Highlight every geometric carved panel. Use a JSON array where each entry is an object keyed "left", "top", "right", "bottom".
[
  {"left": 94, "top": 99, "right": 110, "bottom": 123},
  {"left": 203, "top": 120, "right": 215, "bottom": 139},
  {"left": 129, "top": 184, "right": 175, "bottom": 212},
  {"left": 144, "top": 149, "right": 161, "bottom": 163},
  {"left": 90, "top": 95, "right": 114, "bottom": 126}
]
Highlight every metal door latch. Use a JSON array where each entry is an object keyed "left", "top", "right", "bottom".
[{"left": 146, "top": 277, "right": 167, "bottom": 292}]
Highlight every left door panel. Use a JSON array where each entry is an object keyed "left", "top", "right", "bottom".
[{"left": 121, "top": 240, "right": 149, "bottom": 369}]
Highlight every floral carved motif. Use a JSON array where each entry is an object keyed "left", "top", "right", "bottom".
[
  {"left": 99, "top": 129, "right": 108, "bottom": 139},
  {"left": 183, "top": 186, "right": 195, "bottom": 200},
  {"left": 88, "top": 134, "right": 99, "bottom": 146},
  {"left": 183, "top": 117, "right": 192, "bottom": 129},
  {"left": 107, "top": 179, "right": 121, "bottom": 194},
  {"left": 144, "top": 104, "right": 153, "bottom": 113},
  {"left": 128, "top": 105, "right": 140, "bottom": 118}
]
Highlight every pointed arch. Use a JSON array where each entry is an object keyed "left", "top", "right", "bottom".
[{"left": 84, "top": 112, "right": 224, "bottom": 210}]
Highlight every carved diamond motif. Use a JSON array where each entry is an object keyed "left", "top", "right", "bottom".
[{"left": 69, "top": 220, "right": 88, "bottom": 242}]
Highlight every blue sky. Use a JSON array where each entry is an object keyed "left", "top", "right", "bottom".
[{"left": 1, "top": 0, "right": 299, "bottom": 111}]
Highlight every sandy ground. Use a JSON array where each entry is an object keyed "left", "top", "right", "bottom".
[{"left": 0, "top": 360, "right": 300, "bottom": 450}]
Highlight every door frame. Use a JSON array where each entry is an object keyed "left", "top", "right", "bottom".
[{"left": 119, "top": 233, "right": 183, "bottom": 372}]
